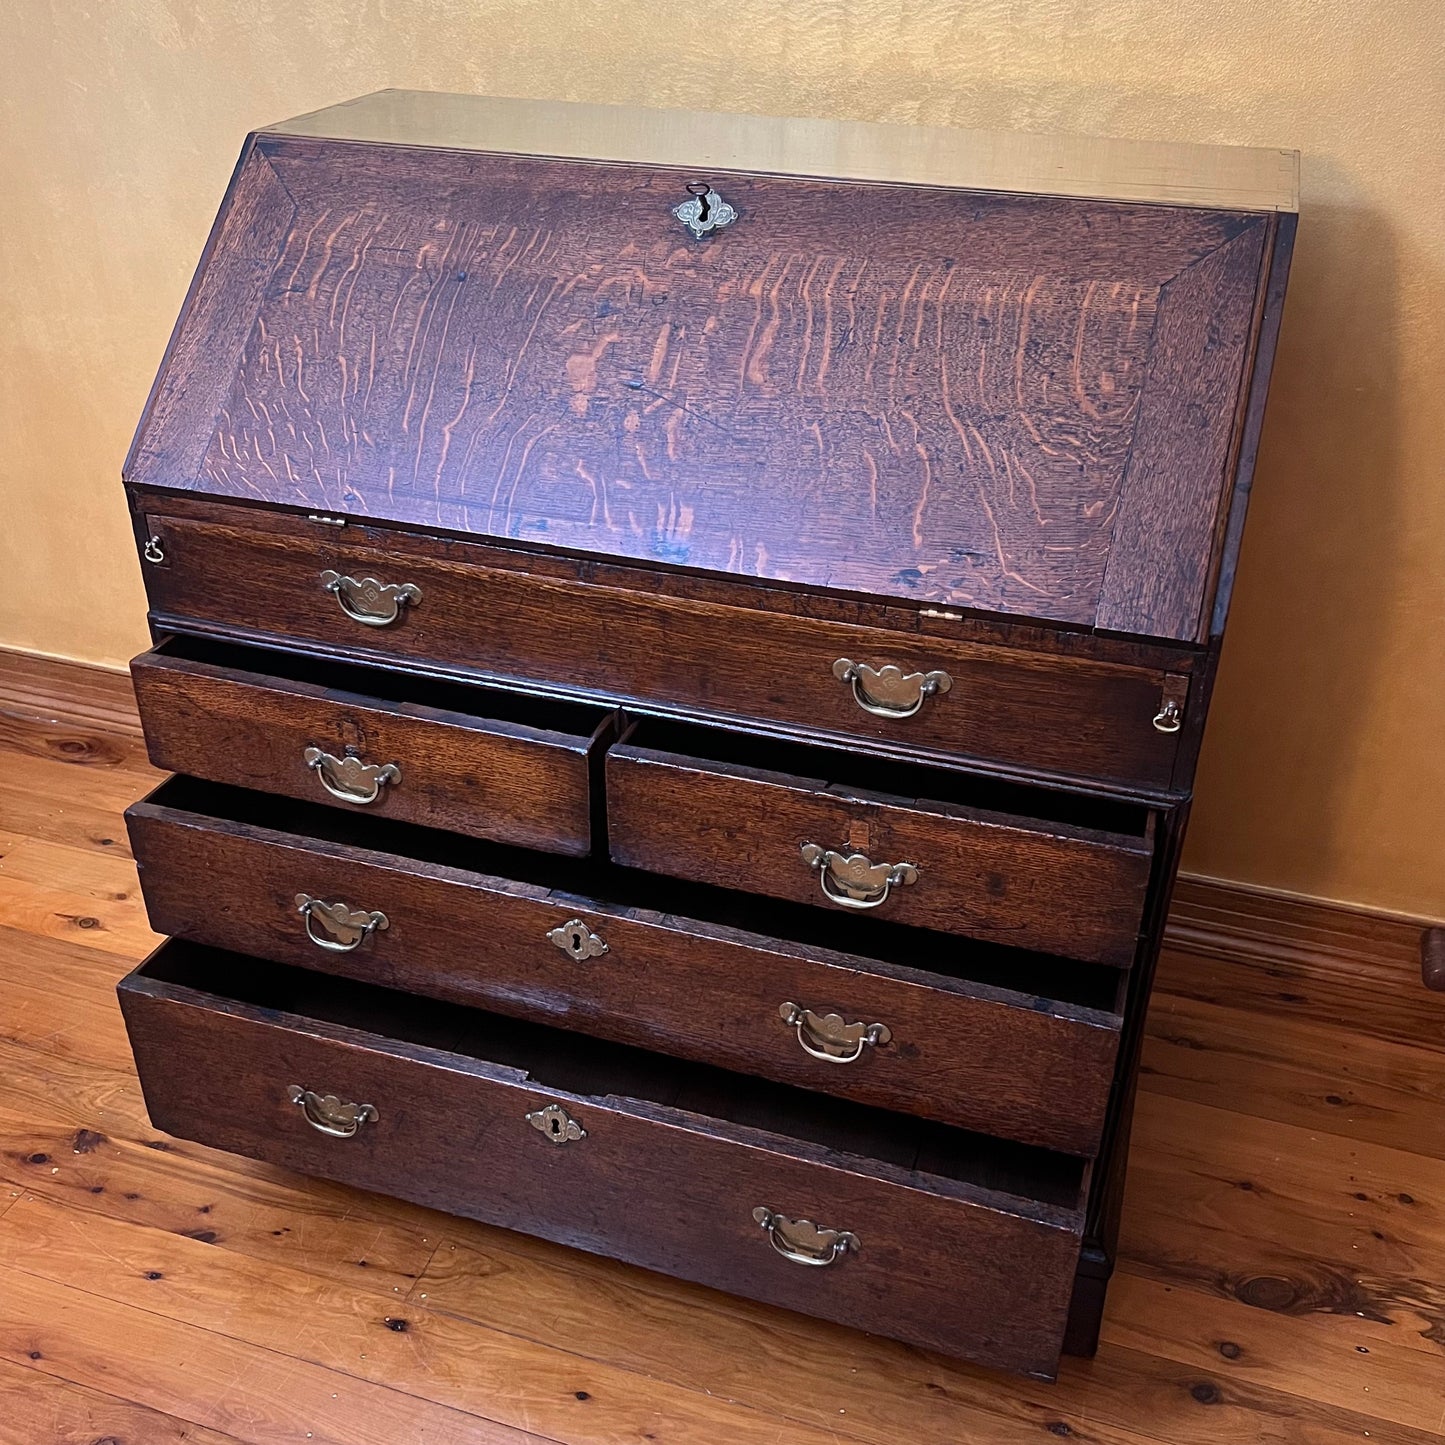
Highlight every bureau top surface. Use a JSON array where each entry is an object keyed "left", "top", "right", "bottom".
[
  {"left": 265, "top": 91, "right": 1299, "bottom": 213},
  {"left": 126, "top": 91, "right": 1294, "bottom": 643}
]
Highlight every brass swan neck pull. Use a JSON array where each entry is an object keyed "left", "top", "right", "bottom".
[
  {"left": 752, "top": 1207, "right": 859, "bottom": 1266},
  {"left": 296, "top": 893, "right": 388, "bottom": 953},
  {"left": 320, "top": 570, "right": 421, "bottom": 627},
  {"left": 303, "top": 747, "right": 401, "bottom": 805},
  {"left": 287, "top": 1085, "right": 378, "bottom": 1139},
  {"left": 800, "top": 843, "right": 918, "bottom": 911},
  {"left": 832, "top": 658, "right": 952, "bottom": 720},
  {"left": 778, "top": 1003, "right": 891, "bottom": 1064}
]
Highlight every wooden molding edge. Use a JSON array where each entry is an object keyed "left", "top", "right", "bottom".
[
  {"left": 1166, "top": 873, "right": 1432, "bottom": 985},
  {"left": 0, "top": 645, "right": 142, "bottom": 739}
]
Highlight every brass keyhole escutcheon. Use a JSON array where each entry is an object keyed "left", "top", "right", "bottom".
[
  {"left": 526, "top": 1103, "right": 585, "bottom": 1145},
  {"left": 547, "top": 918, "right": 608, "bottom": 961},
  {"left": 672, "top": 182, "right": 737, "bottom": 239}
]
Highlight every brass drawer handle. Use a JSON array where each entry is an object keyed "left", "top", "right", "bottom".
[
  {"left": 320, "top": 570, "right": 421, "bottom": 627},
  {"left": 296, "top": 893, "right": 388, "bottom": 953},
  {"left": 800, "top": 843, "right": 918, "bottom": 911},
  {"left": 1153, "top": 700, "right": 1183, "bottom": 733},
  {"left": 752, "top": 1207, "right": 858, "bottom": 1266},
  {"left": 304, "top": 747, "right": 401, "bottom": 805},
  {"left": 287, "top": 1085, "right": 378, "bottom": 1139},
  {"left": 832, "top": 658, "right": 952, "bottom": 720},
  {"left": 778, "top": 1003, "right": 891, "bottom": 1064}
]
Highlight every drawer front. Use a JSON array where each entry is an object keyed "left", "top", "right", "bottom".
[
  {"left": 120, "top": 945, "right": 1085, "bottom": 1376},
  {"left": 131, "top": 642, "right": 611, "bottom": 856},
  {"left": 127, "top": 789, "right": 1123, "bottom": 1154},
  {"left": 606, "top": 739, "right": 1152, "bottom": 967},
  {"left": 138, "top": 513, "right": 1186, "bottom": 790}
]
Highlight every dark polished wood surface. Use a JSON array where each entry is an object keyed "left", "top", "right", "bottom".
[
  {"left": 136, "top": 508, "right": 1190, "bottom": 794},
  {"left": 126, "top": 133, "right": 1280, "bottom": 643},
  {"left": 127, "top": 778, "right": 1123, "bottom": 1154},
  {"left": 121, "top": 943, "right": 1086, "bottom": 1377},
  {"left": 8, "top": 672, "right": 1442, "bottom": 1442},
  {"left": 606, "top": 722, "right": 1153, "bottom": 965},
  {"left": 109, "top": 96, "right": 1298, "bottom": 1382},
  {"left": 132, "top": 637, "right": 615, "bottom": 855}
]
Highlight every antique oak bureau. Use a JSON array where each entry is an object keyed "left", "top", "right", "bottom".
[{"left": 116, "top": 90, "right": 1296, "bottom": 1378}]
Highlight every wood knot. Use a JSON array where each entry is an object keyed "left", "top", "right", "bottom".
[{"left": 1234, "top": 1275, "right": 1299, "bottom": 1311}]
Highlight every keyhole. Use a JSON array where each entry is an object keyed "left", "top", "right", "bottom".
[
  {"left": 550, "top": 1117, "right": 563, "bottom": 1137},
  {"left": 686, "top": 181, "right": 711, "bottom": 222}
]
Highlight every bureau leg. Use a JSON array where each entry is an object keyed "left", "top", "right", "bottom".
[{"left": 1061, "top": 1244, "right": 1112, "bottom": 1357}]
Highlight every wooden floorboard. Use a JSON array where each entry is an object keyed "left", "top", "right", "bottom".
[{"left": 0, "top": 705, "right": 1442, "bottom": 1442}]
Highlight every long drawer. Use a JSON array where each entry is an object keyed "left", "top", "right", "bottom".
[
  {"left": 608, "top": 718, "right": 1154, "bottom": 966},
  {"left": 127, "top": 777, "right": 1125, "bottom": 1155},
  {"left": 119, "top": 941, "right": 1089, "bottom": 1377},
  {"left": 131, "top": 635, "right": 617, "bottom": 856},
  {"left": 136, "top": 509, "right": 1189, "bottom": 791}
]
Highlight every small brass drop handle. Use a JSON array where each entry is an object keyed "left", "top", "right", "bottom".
[
  {"left": 320, "top": 570, "right": 421, "bottom": 627},
  {"left": 832, "top": 658, "right": 952, "bottom": 720},
  {"left": 1153, "top": 700, "right": 1182, "bottom": 733},
  {"left": 287, "top": 1085, "right": 378, "bottom": 1139},
  {"left": 752, "top": 1207, "right": 859, "bottom": 1266},
  {"left": 296, "top": 893, "right": 389, "bottom": 953},
  {"left": 303, "top": 747, "right": 401, "bottom": 806},
  {"left": 778, "top": 1003, "right": 891, "bottom": 1065},
  {"left": 800, "top": 843, "right": 918, "bottom": 911}
]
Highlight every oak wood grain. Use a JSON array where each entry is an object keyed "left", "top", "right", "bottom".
[
  {"left": 137, "top": 510, "right": 1187, "bottom": 792},
  {"left": 126, "top": 786, "right": 1122, "bottom": 1153},
  {"left": 125, "top": 135, "right": 1279, "bottom": 640},
  {"left": 119, "top": 947, "right": 1086, "bottom": 1376},
  {"left": 132, "top": 639, "right": 613, "bottom": 855},
  {"left": 606, "top": 732, "right": 1152, "bottom": 963}
]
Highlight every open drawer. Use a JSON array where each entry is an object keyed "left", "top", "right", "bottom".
[
  {"left": 131, "top": 635, "right": 619, "bottom": 856},
  {"left": 127, "top": 777, "right": 1125, "bottom": 1155},
  {"left": 119, "top": 941, "right": 1089, "bottom": 1377},
  {"left": 607, "top": 719, "right": 1155, "bottom": 966},
  {"left": 136, "top": 508, "right": 1191, "bottom": 793}
]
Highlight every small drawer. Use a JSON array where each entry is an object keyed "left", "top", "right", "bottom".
[
  {"left": 607, "top": 720, "right": 1154, "bottom": 967},
  {"left": 127, "top": 777, "right": 1124, "bottom": 1154},
  {"left": 137, "top": 509, "right": 1189, "bottom": 791},
  {"left": 119, "top": 941, "right": 1088, "bottom": 1376},
  {"left": 131, "top": 636, "right": 617, "bottom": 857}
]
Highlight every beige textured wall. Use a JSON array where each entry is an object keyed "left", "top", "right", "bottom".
[{"left": 2, "top": 2, "right": 1442, "bottom": 916}]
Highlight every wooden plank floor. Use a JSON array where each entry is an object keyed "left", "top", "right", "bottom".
[{"left": 1, "top": 700, "right": 1443, "bottom": 1444}]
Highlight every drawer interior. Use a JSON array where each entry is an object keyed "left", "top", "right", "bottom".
[
  {"left": 135, "top": 940, "right": 1089, "bottom": 1212},
  {"left": 147, "top": 632, "right": 615, "bottom": 740},
  {"left": 615, "top": 717, "right": 1153, "bottom": 841},
  {"left": 142, "top": 775, "right": 1126, "bottom": 1015}
]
